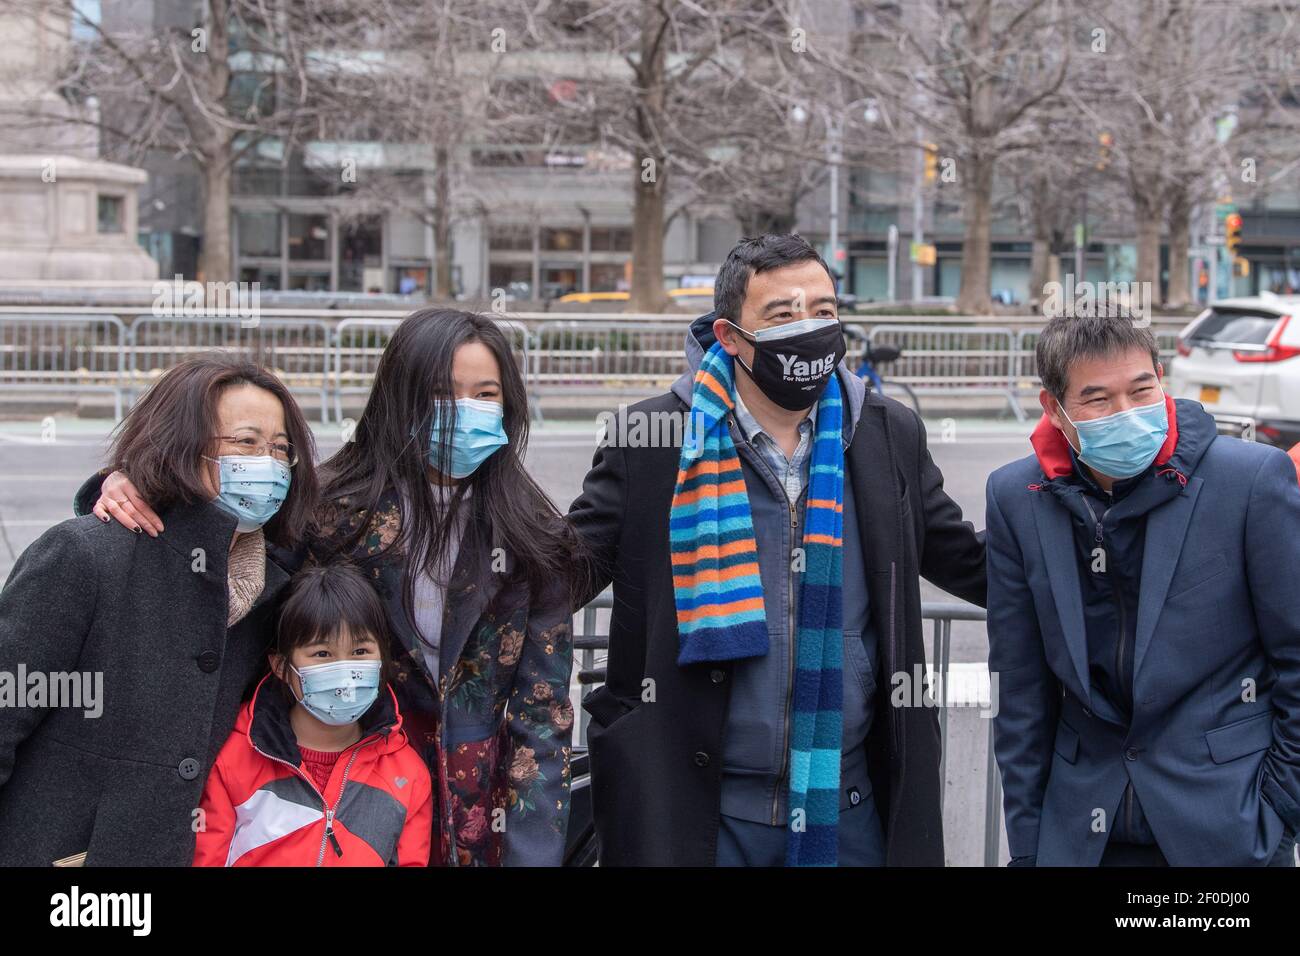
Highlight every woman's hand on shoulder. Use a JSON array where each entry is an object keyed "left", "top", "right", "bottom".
[{"left": 92, "top": 471, "right": 164, "bottom": 537}]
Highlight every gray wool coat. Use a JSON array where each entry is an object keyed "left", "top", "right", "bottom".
[{"left": 0, "top": 501, "right": 290, "bottom": 866}]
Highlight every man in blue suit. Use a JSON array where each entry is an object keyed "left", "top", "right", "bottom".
[{"left": 987, "top": 313, "right": 1300, "bottom": 866}]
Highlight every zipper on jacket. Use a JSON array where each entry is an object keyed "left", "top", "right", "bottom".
[
  {"left": 739, "top": 439, "right": 801, "bottom": 828},
  {"left": 324, "top": 808, "right": 343, "bottom": 859},
  {"left": 773, "top": 494, "right": 798, "bottom": 826},
  {"left": 1079, "top": 495, "right": 1130, "bottom": 710},
  {"left": 248, "top": 734, "right": 379, "bottom": 866},
  {"left": 1078, "top": 496, "right": 1105, "bottom": 548},
  {"left": 317, "top": 744, "right": 367, "bottom": 864}
]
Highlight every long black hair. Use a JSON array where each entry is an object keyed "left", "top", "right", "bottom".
[{"left": 319, "top": 308, "right": 583, "bottom": 619}]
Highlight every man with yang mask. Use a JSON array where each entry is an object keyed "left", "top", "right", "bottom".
[
  {"left": 570, "top": 234, "right": 986, "bottom": 866},
  {"left": 987, "top": 313, "right": 1300, "bottom": 867}
]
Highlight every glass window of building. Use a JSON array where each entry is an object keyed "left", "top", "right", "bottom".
[
  {"left": 489, "top": 262, "right": 533, "bottom": 300},
  {"left": 240, "top": 266, "right": 281, "bottom": 290},
  {"left": 288, "top": 271, "right": 330, "bottom": 291},
  {"left": 237, "top": 211, "right": 280, "bottom": 257},
  {"left": 97, "top": 194, "right": 124, "bottom": 233},
  {"left": 233, "top": 163, "right": 281, "bottom": 196},
  {"left": 541, "top": 227, "right": 583, "bottom": 252},
  {"left": 490, "top": 224, "right": 534, "bottom": 251},
  {"left": 393, "top": 266, "right": 430, "bottom": 295},
  {"left": 339, "top": 217, "right": 383, "bottom": 291},
  {"left": 590, "top": 262, "right": 627, "bottom": 292},
  {"left": 697, "top": 218, "right": 740, "bottom": 263},
  {"left": 288, "top": 214, "right": 329, "bottom": 260},
  {"left": 590, "top": 227, "right": 633, "bottom": 252},
  {"left": 541, "top": 263, "right": 580, "bottom": 298},
  {"left": 388, "top": 214, "right": 428, "bottom": 259}
]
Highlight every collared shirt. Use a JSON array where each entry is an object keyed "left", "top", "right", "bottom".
[
  {"left": 731, "top": 390, "right": 816, "bottom": 505},
  {"left": 721, "top": 385, "right": 875, "bottom": 827}
]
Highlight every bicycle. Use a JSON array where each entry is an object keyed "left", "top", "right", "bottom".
[{"left": 849, "top": 332, "right": 922, "bottom": 416}]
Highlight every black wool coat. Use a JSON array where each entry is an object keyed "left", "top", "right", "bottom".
[
  {"left": 569, "top": 386, "right": 986, "bottom": 866},
  {"left": 0, "top": 499, "right": 290, "bottom": 866}
]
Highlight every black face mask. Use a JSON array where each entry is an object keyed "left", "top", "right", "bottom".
[{"left": 726, "top": 318, "right": 847, "bottom": 411}]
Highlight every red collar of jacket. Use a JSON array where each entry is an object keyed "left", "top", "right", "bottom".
[{"left": 1031, "top": 392, "right": 1179, "bottom": 479}]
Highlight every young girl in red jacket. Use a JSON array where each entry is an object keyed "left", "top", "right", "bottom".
[{"left": 194, "top": 561, "right": 433, "bottom": 866}]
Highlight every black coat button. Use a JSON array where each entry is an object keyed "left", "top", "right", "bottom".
[
  {"left": 1124, "top": 748, "right": 1139, "bottom": 761},
  {"left": 693, "top": 751, "right": 710, "bottom": 767},
  {"left": 710, "top": 669, "right": 726, "bottom": 684},
  {"left": 178, "top": 758, "right": 201, "bottom": 780},
  {"left": 197, "top": 650, "right": 220, "bottom": 673}
]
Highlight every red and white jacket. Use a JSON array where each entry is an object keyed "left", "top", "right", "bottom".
[{"left": 193, "top": 674, "right": 433, "bottom": 867}]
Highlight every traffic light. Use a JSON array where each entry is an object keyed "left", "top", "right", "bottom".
[
  {"left": 1096, "top": 132, "right": 1113, "bottom": 171},
  {"left": 923, "top": 143, "right": 938, "bottom": 184},
  {"left": 1226, "top": 212, "right": 1243, "bottom": 254},
  {"left": 1233, "top": 256, "right": 1250, "bottom": 278}
]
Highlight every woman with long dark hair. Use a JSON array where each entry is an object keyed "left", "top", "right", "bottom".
[
  {"left": 0, "top": 356, "right": 319, "bottom": 865},
  {"left": 92, "top": 310, "right": 580, "bottom": 866},
  {"left": 312, "top": 308, "right": 579, "bottom": 866}
]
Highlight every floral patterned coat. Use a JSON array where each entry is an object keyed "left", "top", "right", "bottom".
[{"left": 313, "top": 491, "right": 573, "bottom": 866}]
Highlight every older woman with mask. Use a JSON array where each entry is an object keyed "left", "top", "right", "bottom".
[{"left": 0, "top": 355, "right": 318, "bottom": 866}]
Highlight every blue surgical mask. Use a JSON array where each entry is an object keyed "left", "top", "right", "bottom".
[
  {"left": 428, "top": 398, "right": 508, "bottom": 478},
  {"left": 205, "top": 455, "right": 291, "bottom": 532},
  {"left": 290, "top": 659, "right": 383, "bottom": 726},
  {"left": 1060, "top": 392, "right": 1169, "bottom": 480}
]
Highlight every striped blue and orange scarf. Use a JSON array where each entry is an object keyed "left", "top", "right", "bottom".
[{"left": 670, "top": 340, "right": 844, "bottom": 866}]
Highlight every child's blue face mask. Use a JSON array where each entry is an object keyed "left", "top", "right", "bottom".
[
  {"left": 290, "top": 659, "right": 382, "bottom": 726},
  {"left": 1059, "top": 390, "right": 1169, "bottom": 480},
  {"left": 427, "top": 398, "right": 508, "bottom": 479},
  {"left": 204, "top": 455, "right": 291, "bottom": 532}
]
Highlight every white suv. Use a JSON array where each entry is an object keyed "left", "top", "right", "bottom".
[{"left": 1168, "top": 293, "right": 1300, "bottom": 448}]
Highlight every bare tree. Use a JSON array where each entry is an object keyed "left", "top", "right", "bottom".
[
  {"left": 1008, "top": 137, "right": 1087, "bottom": 310},
  {"left": 514, "top": 0, "right": 776, "bottom": 311},
  {"left": 1077, "top": 0, "right": 1286, "bottom": 306},
  {"left": 812, "top": 0, "right": 1072, "bottom": 313},
  {"left": 5, "top": 0, "right": 334, "bottom": 282},
  {"left": 297, "top": 0, "right": 512, "bottom": 299}
]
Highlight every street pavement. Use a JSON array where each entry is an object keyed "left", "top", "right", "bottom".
[{"left": 0, "top": 414, "right": 1038, "bottom": 664}]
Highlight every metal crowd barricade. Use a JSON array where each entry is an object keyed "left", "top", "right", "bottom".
[
  {"left": 925, "top": 601, "right": 1002, "bottom": 867},
  {"left": 332, "top": 317, "right": 531, "bottom": 424},
  {"left": 1014, "top": 327, "right": 1182, "bottom": 394},
  {"left": 572, "top": 592, "right": 612, "bottom": 748},
  {"left": 527, "top": 321, "right": 690, "bottom": 418},
  {"left": 127, "top": 314, "right": 334, "bottom": 422},
  {"left": 865, "top": 324, "right": 1025, "bottom": 421},
  {"left": 332, "top": 318, "right": 401, "bottom": 424},
  {"left": 0, "top": 311, "right": 129, "bottom": 419},
  {"left": 571, "top": 593, "right": 1002, "bottom": 866}
]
